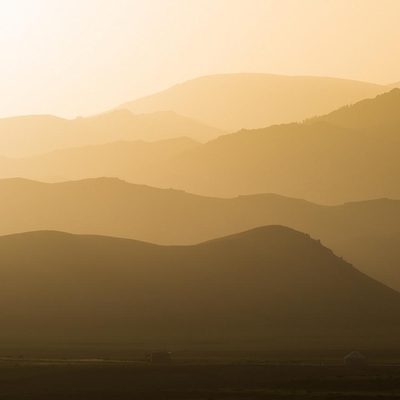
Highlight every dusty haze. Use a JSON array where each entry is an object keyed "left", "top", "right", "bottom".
[{"left": 1, "top": 0, "right": 400, "bottom": 118}]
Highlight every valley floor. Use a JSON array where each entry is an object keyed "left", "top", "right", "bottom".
[{"left": 0, "top": 359, "right": 400, "bottom": 399}]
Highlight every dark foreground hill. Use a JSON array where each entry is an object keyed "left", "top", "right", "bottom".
[
  {"left": 1, "top": 178, "right": 400, "bottom": 291},
  {"left": 0, "top": 227, "right": 400, "bottom": 349}
]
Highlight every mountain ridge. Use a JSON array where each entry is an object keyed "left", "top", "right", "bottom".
[
  {"left": 310, "top": 88, "right": 400, "bottom": 129},
  {"left": 1, "top": 226, "right": 400, "bottom": 348}
]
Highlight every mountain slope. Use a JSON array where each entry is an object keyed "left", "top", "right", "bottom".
[
  {"left": 1, "top": 227, "right": 400, "bottom": 348},
  {"left": 1, "top": 178, "right": 400, "bottom": 291},
  {"left": 0, "top": 110, "right": 222, "bottom": 157},
  {"left": 120, "top": 73, "right": 388, "bottom": 130},
  {"left": 311, "top": 88, "right": 400, "bottom": 129},
  {"left": 138, "top": 90, "right": 400, "bottom": 204}
]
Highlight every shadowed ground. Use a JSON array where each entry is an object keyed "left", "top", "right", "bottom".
[{"left": 0, "top": 360, "right": 400, "bottom": 399}]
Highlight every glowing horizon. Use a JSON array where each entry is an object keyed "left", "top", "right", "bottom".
[{"left": 1, "top": 0, "right": 399, "bottom": 119}]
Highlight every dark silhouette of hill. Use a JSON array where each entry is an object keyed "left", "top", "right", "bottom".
[
  {"left": 1, "top": 178, "right": 399, "bottom": 291},
  {"left": 1, "top": 227, "right": 400, "bottom": 348},
  {"left": 0, "top": 110, "right": 222, "bottom": 157},
  {"left": 133, "top": 90, "right": 400, "bottom": 204},
  {"left": 120, "top": 73, "right": 388, "bottom": 130}
]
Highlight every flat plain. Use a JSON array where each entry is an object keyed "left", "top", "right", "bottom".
[{"left": 1, "top": 357, "right": 400, "bottom": 399}]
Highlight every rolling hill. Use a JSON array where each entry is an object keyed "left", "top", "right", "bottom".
[
  {"left": 1, "top": 227, "right": 400, "bottom": 349},
  {"left": 0, "top": 109, "right": 222, "bottom": 157},
  {"left": 120, "top": 73, "right": 388, "bottom": 130},
  {"left": 1, "top": 178, "right": 399, "bottom": 291}
]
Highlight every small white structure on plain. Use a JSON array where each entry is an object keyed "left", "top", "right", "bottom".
[{"left": 344, "top": 351, "right": 367, "bottom": 366}]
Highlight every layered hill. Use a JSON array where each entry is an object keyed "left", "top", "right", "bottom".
[
  {"left": 1, "top": 227, "right": 400, "bottom": 348},
  {"left": 0, "top": 110, "right": 222, "bottom": 157},
  {"left": 1, "top": 178, "right": 399, "bottom": 291},
  {"left": 2, "top": 78, "right": 397, "bottom": 202},
  {"left": 136, "top": 89, "right": 400, "bottom": 204},
  {"left": 3, "top": 90, "right": 400, "bottom": 204},
  {"left": 1, "top": 137, "right": 200, "bottom": 182},
  {"left": 120, "top": 73, "right": 388, "bottom": 130}
]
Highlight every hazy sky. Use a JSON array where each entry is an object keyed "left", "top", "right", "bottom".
[{"left": 1, "top": 0, "right": 399, "bottom": 118}]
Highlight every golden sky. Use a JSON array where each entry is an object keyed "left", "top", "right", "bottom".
[{"left": 1, "top": 0, "right": 399, "bottom": 118}]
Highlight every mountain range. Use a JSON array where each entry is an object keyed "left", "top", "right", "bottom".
[
  {"left": 1, "top": 226, "right": 399, "bottom": 349},
  {"left": 2, "top": 89, "right": 400, "bottom": 205},
  {"left": 1, "top": 177, "right": 399, "bottom": 291},
  {"left": 0, "top": 71, "right": 400, "bottom": 351},
  {"left": 137, "top": 89, "right": 400, "bottom": 204}
]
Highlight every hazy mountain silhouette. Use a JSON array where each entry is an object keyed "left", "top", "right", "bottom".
[
  {"left": 1, "top": 178, "right": 399, "bottom": 290},
  {"left": 1, "top": 226, "right": 400, "bottom": 348},
  {"left": 310, "top": 88, "right": 400, "bottom": 129},
  {"left": 3, "top": 137, "right": 200, "bottom": 182},
  {"left": 134, "top": 89, "right": 400, "bottom": 204},
  {"left": 120, "top": 73, "right": 388, "bottom": 130},
  {"left": 0, "top": 110, "right": 222, "bottom": 157},
  {"left": 387, "top": 81, "right": 400, "bottom": 89},
  {"left": 3, "top": 90, "right": 400, "bottom": 204}
]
